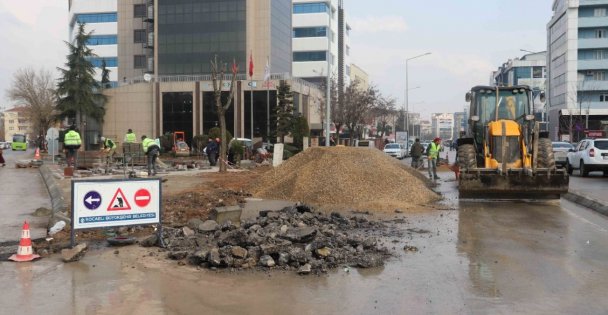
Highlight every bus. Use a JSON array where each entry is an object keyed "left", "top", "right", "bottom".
[{"left": 11, "top": 134, "right": 27, "bottom": 151}]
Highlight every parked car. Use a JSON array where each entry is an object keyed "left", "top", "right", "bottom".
[
  {"left": 383, "top": 143, "right": 406, "bottom": 159},
  {"left": 566, "top": 138, "right": 608, "bottom": 176},
  {"left": 552, "top": 141, "right": 575, "bottom": 168}
]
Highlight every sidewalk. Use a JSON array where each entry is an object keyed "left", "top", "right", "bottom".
[{"left": 564, "top": 176, "right": 608, "bottom": 216}]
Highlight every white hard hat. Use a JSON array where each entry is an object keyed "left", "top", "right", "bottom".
[{"left": 100, "top": 136, "right": 106, "bottom": 141}]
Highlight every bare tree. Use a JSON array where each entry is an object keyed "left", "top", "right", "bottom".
[
  {"left": 210, "top": 55, "right": 238, "bottom": 173},
  {"left": 7, "top": 68, "right": 58, "bottom": 138},
  {"left": 371, "top": 95, "right": 396, "bottom": 138},
  {"left": 562, "top": 81, "right": 595, "bottom": 142},
  {"left": 342, "top": 81, "right": 378, "bottom": 143}
]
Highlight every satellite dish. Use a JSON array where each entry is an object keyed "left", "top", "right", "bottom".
[{"left": 143, "top": 73, "right": 152, "bottom": 82}]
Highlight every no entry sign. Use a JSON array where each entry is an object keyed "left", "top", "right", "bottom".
[{"left": 134, "top": 189, "right": 152, "bottom": 207}]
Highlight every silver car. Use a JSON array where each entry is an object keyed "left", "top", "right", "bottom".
[{"left": 552, "top": 141, "right": 574, "bottom": 168}]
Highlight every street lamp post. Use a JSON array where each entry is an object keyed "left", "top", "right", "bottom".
[
  {"left": 325, "top": 9, "right": 332, "bottom": 147},
  {"left": 405, "top": 52, "right": 430, "bottom": 151}
]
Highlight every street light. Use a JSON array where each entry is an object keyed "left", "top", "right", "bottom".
[
  {"left": 405, "top": 52, "right": 431, "bottom": 151},
  {"left": 402, "top": 86, "right": 420, "bottom": 136}
]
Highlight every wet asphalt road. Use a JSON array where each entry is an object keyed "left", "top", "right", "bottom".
[
  {"left": 0, "top": 149, "right": 50, "bottom": 242},
  {"left": 1, "top": 159, "right": 607, "bottom": 314}
]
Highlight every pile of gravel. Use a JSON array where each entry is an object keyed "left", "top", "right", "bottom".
[
  {"left": 156, "top": 204, "right": 390, "bottom": 274},
  {"left": 251, "top": 147, "right": 440, "bottom": 212}
]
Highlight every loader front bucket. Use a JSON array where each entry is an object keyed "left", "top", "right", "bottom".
[{"left": 458, "top": 169, "right": 569, "bottom": 200}]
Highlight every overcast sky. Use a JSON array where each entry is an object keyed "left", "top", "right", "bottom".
[{"left": 0, "top": 0, "right": 553, "bottom": 119}]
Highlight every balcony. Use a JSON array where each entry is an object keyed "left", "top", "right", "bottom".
[
  {"left": 578, "top": 79, "right": 608, "bottom": 91},
  {"left": 578, "top": 38, "right": 608, "bottom": 49},
  {"left": 578, "top": 59, "right": 608, "bottom": 70},
  {"left": 578, "top": 16, "right": 608, "bottom": 28}
]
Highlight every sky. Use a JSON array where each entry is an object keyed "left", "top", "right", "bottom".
[{"left": 0, "top": 0, "right": 553, "bottom": 120}]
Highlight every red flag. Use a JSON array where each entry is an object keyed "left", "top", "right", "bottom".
[
  {"left": 248, "top": 51, "right": 254, "bottom": 78},
  {"left": 232, "top": 59, "right": 238, "bottom": 74}
]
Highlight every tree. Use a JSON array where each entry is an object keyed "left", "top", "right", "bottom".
[
  {"left": 562, "top": 81, "right": 595, "bottom": 142},
  {"left": 7, "top": 68, "right": 58, "bottom": 138},
  {"left": 274, "top": 80, "right": 294, "bottom": 143},
  {"left": 342, "top": 80, "right": 378, "bottom": 143},
  {"left": 372, "top": 95, "right": 396, "bottom": 138},
  {"left": 290, "top": 114, "right": 310, "bottom": 150},
  {"left": 56, "top": 22, "right": 107, "bottom": 140},
  {"left": 210, "top": 55, "right": 238, "bottom": 173},
  {"left": 101, "top": 60, "right": 111, "bottom": 89}
]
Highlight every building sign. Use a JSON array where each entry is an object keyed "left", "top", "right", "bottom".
[
  {"left": 72, "top": 178, "right": 161, "bottom": 230},
  {"left": 585, "top": 130, "right": 605, "bottom": 138}
]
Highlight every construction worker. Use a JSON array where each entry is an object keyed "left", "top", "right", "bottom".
[
  {"left": 142, "top": 135, "right": 160, "bottom": 176},
  {"left": 410, "top": 138, "right": 424, "bottom": 169},
  {"left": 124, "top": 129, "right": 137, "bottom": 143},
  {"left": 63, "top": 125, "right": 81, "bottom": 168},
  {"left": 426, "top": 137, "right": 442, "bottom": 180},
  {"left": 100, "top": 136, "right": 117, "bottom": 166}
]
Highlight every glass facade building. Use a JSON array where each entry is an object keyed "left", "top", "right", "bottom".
[{"left": 157, "top": 0, "right": 247, "bottom": 75}]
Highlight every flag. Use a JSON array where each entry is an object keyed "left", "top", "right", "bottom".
[
  {"left": 263, "top": 57, "right": 270, "bottom": 82},
  {"left": 248, "top": 51, "right": 254, "bottom": 78},
  {"left": 231, "top": 59, "right": 238, "bottom": 74}
]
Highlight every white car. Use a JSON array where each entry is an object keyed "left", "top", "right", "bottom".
[
  {"left": 383, "top": 143, "right": 406, "bottom": 159},
  {"left": 566, "top": 138, "right": 608, "bottom": 176},
  {"left": 552, "top": 141, "right": 574, "bottom": 168}
]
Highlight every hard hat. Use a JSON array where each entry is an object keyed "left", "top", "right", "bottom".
[
  {"left": 100, "top": 136, "right": 106, "bottom": 141},
  {"left": 434, "top": 137, "right": 442, "bottom": 142}
]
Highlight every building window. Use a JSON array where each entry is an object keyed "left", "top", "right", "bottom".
[
  {"left": 293, "top": 51, "right": 327, "bottom": 62},
  {"left": 9, "top": 127, "right": 14, "bottom": 130},
  {"left": 293, "top": 27, "right": 327, "bottom": 38},
  {"left": 293, "top": 3, "right": 329, "bottom": 14},
  {"left": 346, "top": 45, "right": 350, "bottom": 56},
  {"left": 75, "top": 13, "right": 117, "bottom": 24},
  {"left": 600, "top": 94, "right": 608, "bottom": 102},
  {"left": 346, "top": 65, "right": 351, "bottom": 76},
  {"left": 8, "top": 119, "right": 14, "bottom": 124},
  {"left": 596, "top": 29, "right": 606, "bottom": 38},
  {"left": 594, "top": 71, "right": 606, "bottom": 80},
  {"left": 134, "top": 4, "right": 146, "bottom": 18},
  {"left": 532, "top": 67, "right": 543, "bottom": 78},
  {"left": 595, "top": 50, "right": 608, "bottom": 59},
  {"left": 87, "top": 57, "right": 118, "bottom": 67},
  {"left": 594, "top": 8, "right": 606, "bottom": 17},
  {"left": 134, "top": 55, "right": 147, "bottom": 69},
  {"left": 86, "top": 35, "right": 117, "bottom": 46},
  {"left": 134, "top": 29, "right": 146, "bottom": 43},
  {"left": 331, "top": 31, "right": 335, "bottom": 43}
]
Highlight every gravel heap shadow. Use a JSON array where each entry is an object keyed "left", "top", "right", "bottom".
[
  {"left": 159, "top": 204, "right": 390, "bottom": 274},
  {"left": 251, "top": 147, "right": 439, "bottom": 212}
]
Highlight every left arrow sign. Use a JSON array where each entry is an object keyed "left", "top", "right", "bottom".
[{"left": 83, "top": 191, "right": 102, "bottom": 210}]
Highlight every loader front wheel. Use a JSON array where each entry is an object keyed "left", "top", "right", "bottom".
[
  {"left": 457, "top": 144, "right": 476, "bottom": 171},
  {"left": 536, "top": 138, "right": 556, "bottom": 170}
]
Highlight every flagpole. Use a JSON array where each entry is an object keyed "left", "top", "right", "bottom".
[
  {"left": 250, "top": 78, "right": 254, "bottom": 139},
  {"left": 266, "top": 56, "right": 270, "bottom": 142}
]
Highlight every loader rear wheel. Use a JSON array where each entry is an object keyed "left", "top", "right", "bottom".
[
  {"left": 457, "top": 144, "right": 476, "bottom": 171},
  {"left": 536, "top": 138, "right": 556, "bottom": 170}
]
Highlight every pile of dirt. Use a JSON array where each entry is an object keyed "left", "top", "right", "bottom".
[
  {"left": 250, "top": 147, "right": 440, "bottom": 212},
  {"left": 158, "top": 204, "right": 390, "bottom": 274}
]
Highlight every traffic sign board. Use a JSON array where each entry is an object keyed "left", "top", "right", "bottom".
[
  {"left": 134, "top": 189, "right": 151, "bottom": 207},
  {"left": 83, "top": 191, "right": 102, "bottom": 210}
]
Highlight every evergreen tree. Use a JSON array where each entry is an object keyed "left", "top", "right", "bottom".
[
  {"left": 56, "top": 22, "right": 106, "bottom": 131},
  {"left": 290, "top": 114, "right": 310, "bottom": 150},
  {"left": 101, "top": 60, "right": 111, "bottom": 89},
  {"left": 274, "top": 80, "right": 294, "bottom": 143}
]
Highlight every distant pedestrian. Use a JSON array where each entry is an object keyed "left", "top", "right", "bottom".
[
  {"left": 142, "top": 135, "right": 160, "bottom": 176},
  {"left": 205, "top": 137, "right": 218, "bottom": 166},
  {"left": 214, "top": 137, "right": 221, "bottom": 164},
  {"left": 0, "top": 147, "right": 5, "bottom": 167},
  {"left": 410, "top": 138, "right": 424, "bottom": 169},
  {"left": 63, "top": 125, "right": 81, "bottom": 168},
  {"left": 427, "top": 137, "right": 442, "bottom": 180},
  {"left": 124, "top": 129, "right": 137, "bottom": 143}
]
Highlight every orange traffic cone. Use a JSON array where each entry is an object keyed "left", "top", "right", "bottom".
[
  {"left": 34, "top": 148, "right": 41, "bottom": 160},
  {"left": 9, "top": 221, "right": 40, "bottom": 262}
]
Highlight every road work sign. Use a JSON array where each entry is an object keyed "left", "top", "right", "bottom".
[{"left": 72, "top": 178, "right": 161, "bottom": 230}]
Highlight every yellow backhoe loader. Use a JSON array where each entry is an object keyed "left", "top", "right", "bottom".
[{"left": 457, "top": 86, "right": 569, "bottom": 199}]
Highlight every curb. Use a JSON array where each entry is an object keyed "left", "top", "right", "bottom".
[
  {"left": 39, "top": 165, "right": 71, "bottom": 226},
  {"left": 563, "top": 190, "right": 608, "bottom": 217}
]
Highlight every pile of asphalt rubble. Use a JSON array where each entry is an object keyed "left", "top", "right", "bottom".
[{"left": 148, "top": 204, "right": 391, "bottom": 275}]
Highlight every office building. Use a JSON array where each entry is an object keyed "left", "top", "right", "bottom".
[
  {"left": 292, "top": 0, "right": 351, "bottom": 86},
  {"left": 68, "top": 0, "right": 119, "bottom": 86},
  {"left": 547, "top": 0, "right": 608, "bottom": 141},
  {"left": 2, "top": 107, "right": 32, "bottom": 141},
  {"left": 431, "top": 113, "right": 454, "bottom": 141}
]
